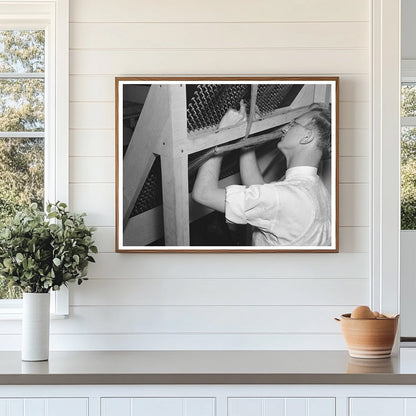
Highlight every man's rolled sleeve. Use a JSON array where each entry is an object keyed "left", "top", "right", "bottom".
[
  {"left": 225, "top": 185, "right": 247, "bottom": 224},
  {"left": 225, "top": 183, "right": 279, "bottom": 231}
]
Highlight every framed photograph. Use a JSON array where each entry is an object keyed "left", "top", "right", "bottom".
[{"left": 116, "top": 77, "right": 339, "bottom": 252}]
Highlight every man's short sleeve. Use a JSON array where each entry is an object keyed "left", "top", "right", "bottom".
[{"left": 225, "top": 184, "right": 279, "bottom": 230}]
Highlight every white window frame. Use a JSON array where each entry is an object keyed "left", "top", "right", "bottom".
[
  {"left": 0, "top": 0, "right": 69, "bottom": 317},
  {"left": 371, "top": 0, "right": 401, "bottom": 322}
]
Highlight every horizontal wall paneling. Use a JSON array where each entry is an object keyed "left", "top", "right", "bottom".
[
  {"left": 70, "top": 22, "right": 368, "bottom": 50},
  {"left": 70, "top": 49, "right": 369, "bottom": 76},
  {"left": 70, "top": 278, "right": 368, "bottom": 306},
  {"left": 69, "top": 0, "right": 369, "bottom": 23},
  {"left": 85, "top": 252, "right": 369, "bottom": 279}
]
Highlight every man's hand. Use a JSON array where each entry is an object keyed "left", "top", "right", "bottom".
[{"left": 219, "top": 100, "right": 247, "bottom": 129}]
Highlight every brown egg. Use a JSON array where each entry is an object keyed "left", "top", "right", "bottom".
[{"left": 351, "top": 305, "right": 376, "bottom": 319}]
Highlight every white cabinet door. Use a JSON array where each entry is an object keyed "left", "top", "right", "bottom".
[
  {"left": 350, "top": 398, "right": 416, "bottom": 416},
  {"left": 101, "top": 398, "right": 215, "bottom": 416},
  {"left": 228, "top": 398, "right": 335, "bottom": 416},
  {"left": 0, "top": 398, "right": 88, "bottom": 416}
]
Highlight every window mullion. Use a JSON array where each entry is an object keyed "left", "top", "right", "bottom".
[
  {"left": 401, "top": 117, "right": 416, "bottom": 127},
  {"left": 0, "top": 132, "right": 45, "bottom": 138},
  {"left": 0, "top": 72, "right": 44, "bottom": 79}
]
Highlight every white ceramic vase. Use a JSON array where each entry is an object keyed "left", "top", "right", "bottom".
[{"left": 22, "top": 292, "right": 50, "bottom": 361}]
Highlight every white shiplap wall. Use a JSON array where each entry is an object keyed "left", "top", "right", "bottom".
[{"left": 47, "top": 0, "right": 371, "bottom": 350}]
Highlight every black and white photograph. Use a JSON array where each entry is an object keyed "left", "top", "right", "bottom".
[{"left": 116, "top": 77, "right": 339, "bottom": 252}]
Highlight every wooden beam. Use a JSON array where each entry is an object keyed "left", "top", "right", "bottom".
[
  {"left": 123, "top": 206, "right": 164, "bottom": 246},
  {"left": 314, "top": 84, "right": 332, "bottom": 105},
  {"left": 159, "top": 84, "right": 190, "bottom": 246},
  {"left": 161, "top": 153, "right": 189, "bottom": 245},
  {"left": 184, "top": 106, "right": 311, "bottom": 155},
  {"left": 290, "top": 84, "right": 315, "bottom": 108},
  {"left": 122, "top": 85, "right": 170, "bottom": 226}
]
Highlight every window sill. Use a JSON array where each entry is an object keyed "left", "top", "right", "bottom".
[
  {"left": 0, "top": 286, "right": 69, "bottom": 318},
  {"left": 0, "top": 312, "right": 68, "bottom": 321}
]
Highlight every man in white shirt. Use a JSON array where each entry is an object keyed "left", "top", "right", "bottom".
[{"left": 191, "top": 105, "right": 332, "bottom": 247}]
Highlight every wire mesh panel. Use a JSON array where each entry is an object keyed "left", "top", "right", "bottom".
[
  {"left": 187, "top": 84, "right": 248, "bottom": 132},
  {"left": 256, "top": 84, "right": 300, "bottom": 116},
  {"left": 186, "top": 83, "right": 302, "bottom": 132},
  {"left": 130, "top": 157, "right": 163, "bottom": 217}
]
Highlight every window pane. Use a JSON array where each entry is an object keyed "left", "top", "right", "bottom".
[
  {"left": 401, "top": 127, "right": 416, "bottom": 230},
  {"left": 402, "top": 83, "right": 416, "bottom": 117},
  {"left": 0, "top": 30, "right": 45, "bottom": 73},
  {"left": 0, "top": 137, "right": 44, "bottom": 218},
  {"left": 0, "top": 285, "right": 22, "bottom": 300},
  {"left": 0, "top": 79, "right": 44, "bottom": 132}
]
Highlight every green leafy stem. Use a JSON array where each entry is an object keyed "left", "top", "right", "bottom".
[{"left": 0, "top": 202, "right": 97, "bottom": 293}]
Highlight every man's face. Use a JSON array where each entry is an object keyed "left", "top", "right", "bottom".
[{"left": 278, "top": 112, "right": 315, "bottom": 152}]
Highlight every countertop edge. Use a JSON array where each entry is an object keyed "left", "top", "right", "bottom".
[{"left": 2, "top": 373, "right": 416, "bottom": 385}]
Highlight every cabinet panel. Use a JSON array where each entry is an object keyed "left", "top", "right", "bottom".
[
  {"left": 405, "top": 398, "right": 416, "bottom": 415},
  {"left": 309, "top": 398, "right": 335, "bottom": 416},
  {"left": 0, "top": 400, "right": 6, "bottom": 416},
  {"left": 102, "top": 398, "right": 214, "bottom": 416},
  {"left": 264, "top": 399, "right": 285, "bottom": 415},
  {"left": 0, "top": 399, "right": 24, "bottom": 416},
  {"left": 350, "top": 398, "right": 405, "bottom": 416},
  {"left": 0, "top": 399, "right": 87, "bottom": 416},
  {"left": 8, "top": 400, "right": 23, "bottom": 416},
  {"left": 48, "top": 398, "right": 88, "bottom": 416},
  {"left": 228, "top": 398, "right": 335, "bottom": 416},
  {"left": 185, "top": 398, "right": 215, "bottom": 416},
  {"left": 101, "top": 398, "right": 131, "bottom": 416},
  {"left": 286, "top": 398, "right": 307, "bottom": 416},
  {"left": 132, "top": 398, "right": 182, "bottom": 416},
  {"left": 228, "top": 398, "right": 262, "bottom": 416},
  {"left": 24, "top": 400, "right": 45, "bottom": 416}
]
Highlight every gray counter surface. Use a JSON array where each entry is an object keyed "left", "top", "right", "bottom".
[{"left": 1, "top": 349, "right": 416, "bottom": 385}]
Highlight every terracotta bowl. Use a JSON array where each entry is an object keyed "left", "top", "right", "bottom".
[{"left": 337, "top": 313, "right": 399, "bottom": 359}]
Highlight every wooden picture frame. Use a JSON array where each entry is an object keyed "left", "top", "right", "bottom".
[{"left": 115, "top": 77, "right": 339, "bottom": 252}]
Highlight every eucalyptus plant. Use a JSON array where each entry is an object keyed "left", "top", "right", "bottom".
[{"left": 0, "top": 202, "right": 97, "bottom": 293}]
